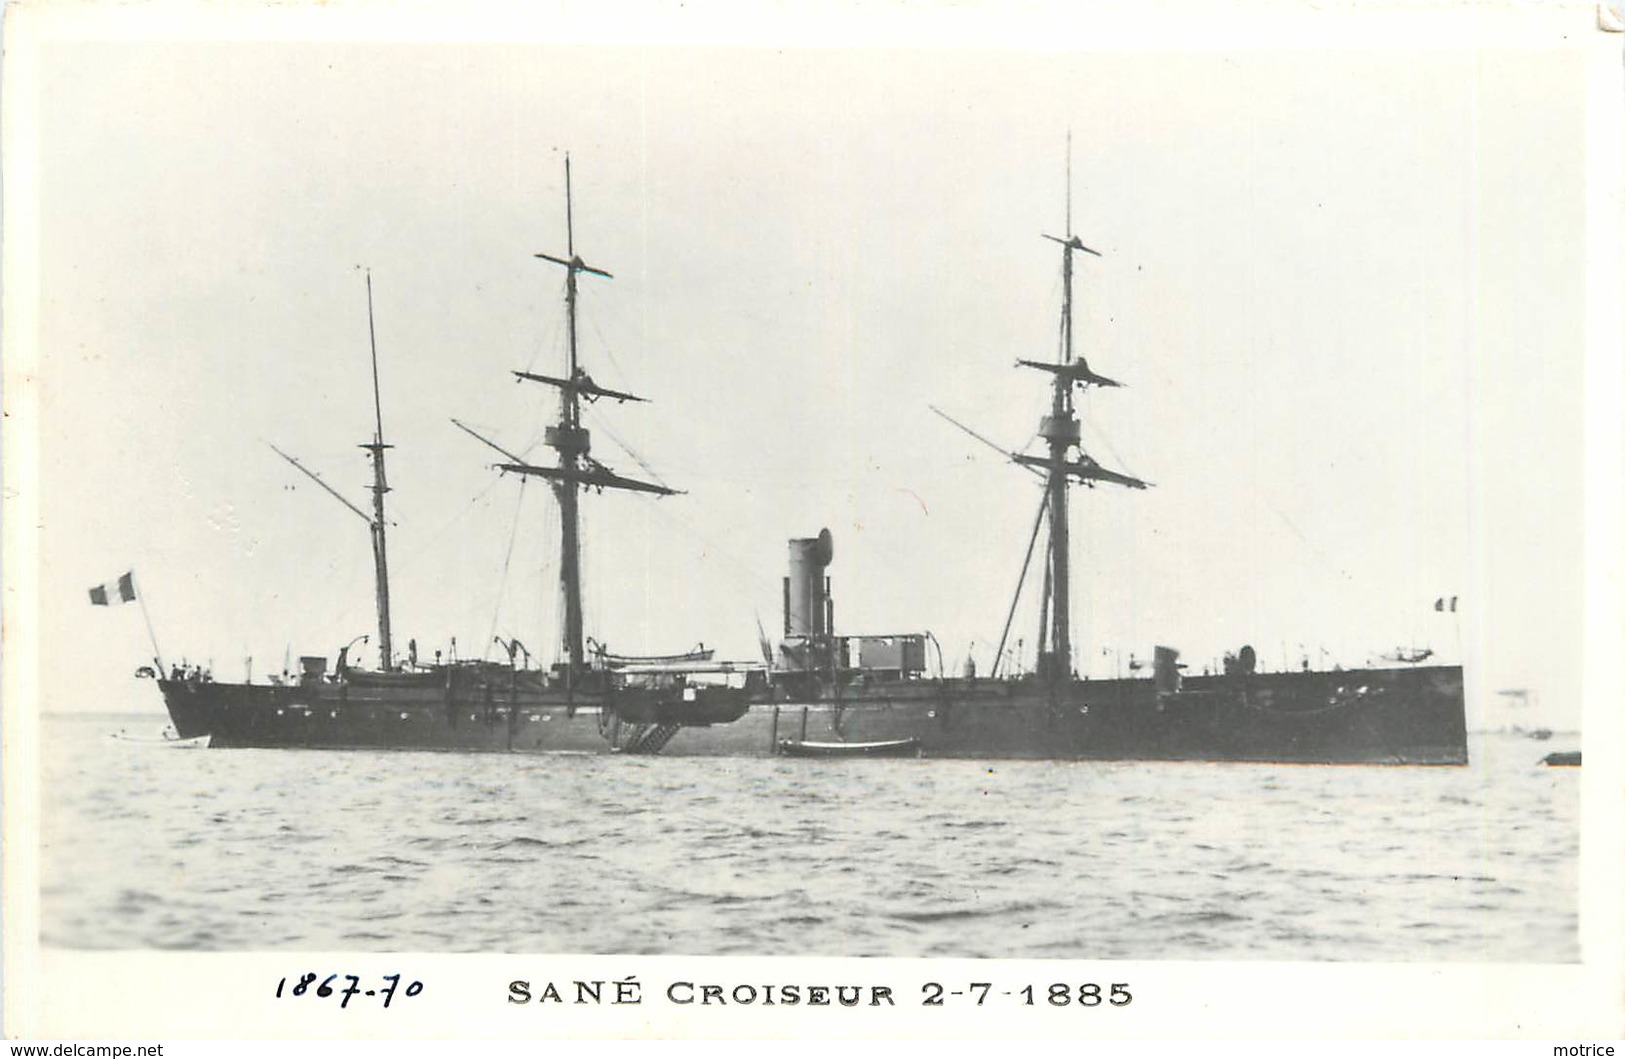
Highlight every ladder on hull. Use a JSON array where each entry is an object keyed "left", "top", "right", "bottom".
[{"left": 617, "top": 722, "right": 682, "bottom": 755}]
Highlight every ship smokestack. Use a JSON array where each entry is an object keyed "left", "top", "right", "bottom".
[
  {"left": 785, "top": 528, "right": 834, "bottom": 637},
  {"left": 778, "top": 528, "right": 835, "bottom": 672}
]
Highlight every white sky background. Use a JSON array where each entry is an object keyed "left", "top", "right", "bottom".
[{"left": 26, "top": 27, "right": 1589, "bottom": 729}]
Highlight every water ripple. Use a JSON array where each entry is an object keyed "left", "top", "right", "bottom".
[{"left": 39, "top": 720, "right": 1579, "bottom": 960}]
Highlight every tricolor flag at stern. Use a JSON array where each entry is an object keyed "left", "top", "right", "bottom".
[{"left": 89, "top": 571, "right": 136, "bottom": 606}]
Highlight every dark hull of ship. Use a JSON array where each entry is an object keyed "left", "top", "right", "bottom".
[{"left": 159, "top": 662, "right": 1467, "bottom": 764}]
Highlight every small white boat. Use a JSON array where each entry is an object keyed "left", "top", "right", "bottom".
[
  {"left": 777, "top": 738, "right": 922, "bottom": 759},
  {"left": 111, "top": 727, "right": 212, "bottom": 749}
]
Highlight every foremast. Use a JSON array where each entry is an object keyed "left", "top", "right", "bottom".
[
  {"left": 361, "top": 271, "right": 395, "bottom": 671},
  {"left": 499, "top": 156, "right": 677, "bottom": 682},
  {"left": 1013, "top": 142, "right": 1147, "bottom": 683}
]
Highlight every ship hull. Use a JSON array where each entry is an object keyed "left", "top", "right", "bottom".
[{"left": 158, "top": 663, "right": 1467, "bottom": 764}]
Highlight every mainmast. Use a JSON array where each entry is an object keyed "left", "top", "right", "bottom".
[
  {"left": 361, "top": 270, "right": 395, "bottom": 671},
  {"left": 553, "top": 154, "right": 589, "bottom": 675},
  {"left": 499, "top": 156, "right": 677, "bottom": 680},
  {"left": 1014, "top": 137, "right": 1147, "bottom": 682}
]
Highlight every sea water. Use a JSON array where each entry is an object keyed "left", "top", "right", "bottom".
[{"left": 37, "top": 715, "right": 1578, "bottom": 960}]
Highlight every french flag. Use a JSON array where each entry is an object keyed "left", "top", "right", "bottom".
[{"left": 88, "top": 572, "right": 136, "bottom": 606}]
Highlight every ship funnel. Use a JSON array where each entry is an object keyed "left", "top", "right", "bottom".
[
  {"left": 784, "top": 528, "right": 834, "bottom": 638},
  {"left": 1153, "top": 645, "right": 1183, "bottom": 695}
]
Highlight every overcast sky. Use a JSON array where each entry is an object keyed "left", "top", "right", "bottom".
[{"left": 14, "top": 13, "right": 1601, "bottom": 729}]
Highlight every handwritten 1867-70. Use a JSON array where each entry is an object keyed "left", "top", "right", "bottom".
[{"left": 274, "top": 973, "right": 423, "bottom": 1009}]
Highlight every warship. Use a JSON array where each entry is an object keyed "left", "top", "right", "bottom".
[{"left": 152, "top": 158, "right": 1469, "bottom": 764}]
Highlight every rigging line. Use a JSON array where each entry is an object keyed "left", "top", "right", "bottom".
[
  {"left": 382, "top": 474, "right": 507, "bottom": 568},
  {"left": 1037, "top": 519, "right": 1054, "bottom": 656},
  {"left": 510, "top": 411, "right": 551, "bottom": 462},
  {"left": 575, "top": 500, "right": 592, "bottom": 650},
  {"left": 1042, "top": 263, "right": 1067, "bottom": 362},
  {"left": 308, "top": 480, "right": 509, "bottom": 655},
  {"left": 579, "top": 285, "right": 634, "bottom": 390},
  {"left": 931, "top": 404, "right": 1043, "bottom": 481},
  {"left": 523, "top": 275, "right": 571, "bottom": 378},
  {"left": 550, "top": 566, "right": 567, "bottom": 668},
  {"left": 991, "top": 486, "right": 1051, "bottom": 679},
  {"left": 456, "top": 415, "right": 550, "bottom": 467},
  {"left": 484, "top": 478, "right": 529, "bottom": 660},
  {"left": 1076, "top": 404, "right": 1142, "bottom": 482},
  {"left": 292, "top": 563, "right": 374, "bottom": 649},
  {"left": 1057, "top": 290, "right": 1068, "bottom": 364},
  {"left": 511, "top": 482, "right": 558, "bottom": 666},
  {"left": 464, "top": 389, "right": 551, "bottom": 462},
  {"left": 1044, "top": 269, "right": 1063, "bottom": 332},
  {"left": 1144, "top": 357, "right": 1352, "bottom": 581},
  {"left": 626, "top": 488, "right": 780, "bottom": 600},
  {"left": 584, "top": 406, "right": 669, "bottom": 490}
]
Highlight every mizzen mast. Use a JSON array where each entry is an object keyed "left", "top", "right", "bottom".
[
  {"left": 267, "top": 270, "right": 398, "bottom": 672},
  {"left": 504, "top": 156, "right": 677, "bottom": 678},
  {"left": 1014, "top": 137, "right": 1146, "bottom": 683}
]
